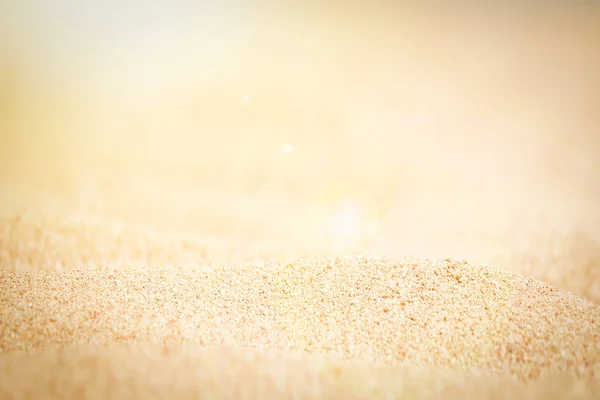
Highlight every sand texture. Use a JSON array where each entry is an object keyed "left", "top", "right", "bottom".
[
  {"left": 2, "top": 257, "right": 599, "bottom": 398},
  {"left": 1, "top": 257, "right": 599, "bottom": 379}
]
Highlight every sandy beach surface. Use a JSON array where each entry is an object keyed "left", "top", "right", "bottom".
[
  {"left": 2, "top": 181, "right": 599, "bottom": 400},
  {"left": 2, "top": 3, "right": 600, "bottom": 399}
]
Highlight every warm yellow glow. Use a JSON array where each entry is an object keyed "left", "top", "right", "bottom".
[
  {"left": 328, "top": 199, "right": 368, "bottom": 251},
  {"left": 281, "top": 144, "right": 293, "bottom": 155},
  {"left": 333, "top": 200, "right": 361, "bottom": 238}
]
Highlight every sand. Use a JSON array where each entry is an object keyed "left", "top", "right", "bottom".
[
  {"left": 1, "top": 255, "right": 599, "bottom": 399},
  {"left": 2, "top": 156, "right": 600, "bottom": 400},
  {"left": 1, "top": 178, "right": 600, "bottom": 400}
]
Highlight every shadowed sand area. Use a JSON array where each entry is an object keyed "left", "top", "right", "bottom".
[{"left": 2, "top": 2, "right": 600, "bottom": 399}]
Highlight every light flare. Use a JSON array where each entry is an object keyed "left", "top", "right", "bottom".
[{"left": 329, "top": 199, "right": 367, "bottom": 250}]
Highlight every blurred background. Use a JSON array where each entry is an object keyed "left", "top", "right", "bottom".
[{"left": 1, "top": 2, "right": 599, "bottom": 301}]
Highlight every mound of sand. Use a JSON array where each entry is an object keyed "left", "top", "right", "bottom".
[{"left": 2, "top": 257, "right": 598, "bottom": 389}]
